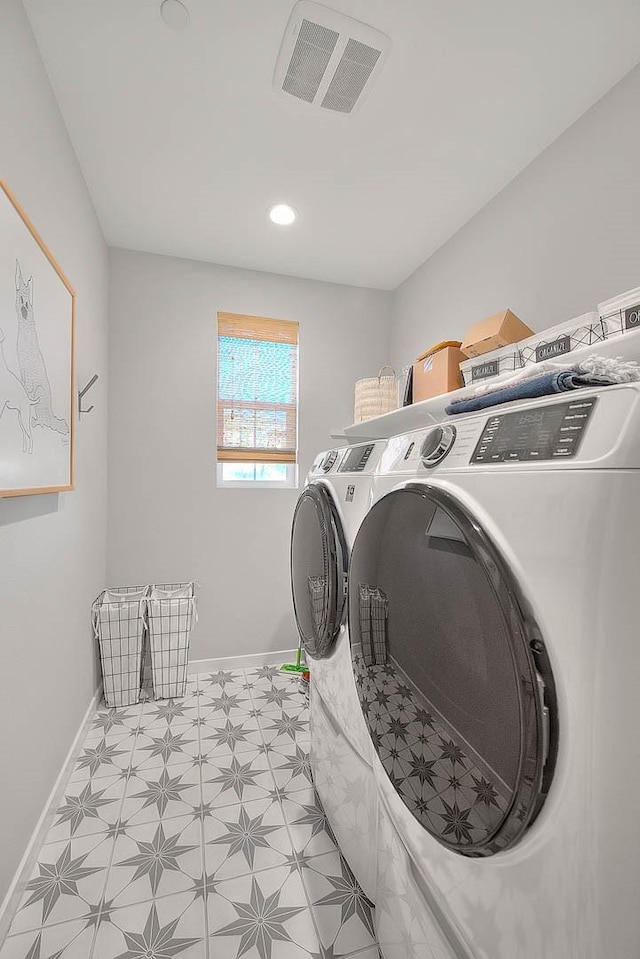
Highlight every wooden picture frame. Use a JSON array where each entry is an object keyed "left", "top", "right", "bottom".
[{"left": 0, "top": 180, "right": 75, "bottom": 497}]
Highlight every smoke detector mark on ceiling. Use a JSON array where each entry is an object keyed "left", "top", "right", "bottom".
[
  {"left": 274, "top": 1, "right": 390, "bottom": 114},
  {"left": 160, "top": 0, "right": 190, "bottom": 31}
]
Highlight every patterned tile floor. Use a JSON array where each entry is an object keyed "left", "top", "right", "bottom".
[{"left": 0, "top": 667, "right": 380, "bottom": 959}]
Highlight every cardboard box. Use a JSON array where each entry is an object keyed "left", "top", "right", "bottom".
[
  {"left": 461, "top": 309, "right": 533, "bottom": 358},
  {"left": 413, "top": 345, "right": 465, "bottom": 401}
]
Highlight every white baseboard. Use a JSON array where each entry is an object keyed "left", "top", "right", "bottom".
[
  {"left": 0, "top": 685, "right": 103, "bottom": 946},
  {"left": 189, "top": 648, "right": 299, "bottom": 674}
]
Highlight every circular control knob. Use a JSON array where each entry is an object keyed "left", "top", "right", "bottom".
[
  {"left": 321, "top": 450, "right": 338, "bottom": 472},
  {"left": 420, "top": 425, "right": 456, "bottom": 468}
]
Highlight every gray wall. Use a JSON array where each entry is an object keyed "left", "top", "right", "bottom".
[
  {"left": 0, "top": 0, "right": 108, "bottom": 905},
  {"left": 390, "top": 63, "right": 640, "bottom": 370},
  {"left": 108, "top": 248, "right": 391, "bottom": 659}
]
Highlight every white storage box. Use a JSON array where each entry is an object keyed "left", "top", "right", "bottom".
[
  {"left": 598, "top": 287, "right": 640, "bottom": 339},
  {"left": 518, "top": 312, "right": 603, "bottom": 367},
  {"left": 459, "top": 343, "right": 523, "bottom": 387}
]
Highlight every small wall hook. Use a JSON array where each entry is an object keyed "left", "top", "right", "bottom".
[{"left": 78, "top": 374, "right": 99, "bottom": 417}]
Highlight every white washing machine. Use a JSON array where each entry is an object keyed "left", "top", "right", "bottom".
[
  {"left": 290, "top": 440, "right": 385, "bottom": 900},
  {"left": 346, "top": 384, "right": 640, "bottom": 958}
]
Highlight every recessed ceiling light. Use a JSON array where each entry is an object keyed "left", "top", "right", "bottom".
[
  {"left": 160, "top": 0, "right": 190, "bottom": 31},
  {"left": 269, "top": 204, "right": 297, "bottom": 226}
]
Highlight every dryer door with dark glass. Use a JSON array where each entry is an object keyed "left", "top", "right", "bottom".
[
  {"left": 348, "top": 484, "right": 557, "bottom": 856},
  {"left": 291, "top": 483, "right": 348, "bottom": 660}
]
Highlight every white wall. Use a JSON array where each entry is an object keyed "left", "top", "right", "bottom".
[
  {"left": 390, "top": 63, "right": 640, "bottom": 370},
  {"left": 0, "top": 0, "right": 108, "bottom": 905},
  {"left": 108, "top": 249, "right": 391, "bottom": 660}
]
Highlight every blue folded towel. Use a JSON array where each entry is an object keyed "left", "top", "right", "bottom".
[{"left": 445, "top": 369, "right": 612, "bottom": 415}]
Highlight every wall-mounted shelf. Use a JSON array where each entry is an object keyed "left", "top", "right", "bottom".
[
  {"left": 330, "top": 393, "right": 447, "bottom": 443},
  {"left": 332, "top": 332, "right": 640, "bottom": 444}
]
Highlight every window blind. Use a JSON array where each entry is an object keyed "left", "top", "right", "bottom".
[{"left": 217, "top": 312, "right": 299, "bottom": 464}]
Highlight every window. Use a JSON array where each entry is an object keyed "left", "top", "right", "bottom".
[{"left": 216, "top": 312, "right": 299, "bottom": 488}]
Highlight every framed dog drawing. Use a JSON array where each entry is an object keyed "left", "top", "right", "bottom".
[{"left": 0, "top": 181, "right": 75, "bottom": 497}]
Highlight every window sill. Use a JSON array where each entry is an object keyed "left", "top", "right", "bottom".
[{"left": 216, "top": 463, "right": 299, "bottom": 490}]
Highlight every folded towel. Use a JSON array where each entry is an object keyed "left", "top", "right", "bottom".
[
  {"left": 461, "top": 355, "right": 640, "bottom": 401},
  {"left": 447, "top": 355, "right": 640, "bottom": 415}
]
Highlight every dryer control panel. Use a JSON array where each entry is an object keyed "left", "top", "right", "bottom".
[
  {"left": 376, "top": 383, "right": 640, "bottom": 472},
  {"left": 339, "top": 443, "right": 375, "bottom": 473}
]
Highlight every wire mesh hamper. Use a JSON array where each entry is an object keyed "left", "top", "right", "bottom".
[
  {"left": 354, "top": 366, "right": 398, "bottom": 424},
  {"left": 92, "top": 586, "right": 148, "bottom": 708},
  {"left": 147, "top": 583, "right": 197, "bottom": 699}
]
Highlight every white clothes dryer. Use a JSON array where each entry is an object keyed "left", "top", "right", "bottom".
[
  {"left": 290, "top": 440, "right": 385, "bottom": 900},
  {"left": 346, "top": 384, "right": 640, "bottom": 958}
]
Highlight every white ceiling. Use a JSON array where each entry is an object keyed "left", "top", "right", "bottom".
[{"left": 24, "top": 0, "right": 640, "bottom": 290}]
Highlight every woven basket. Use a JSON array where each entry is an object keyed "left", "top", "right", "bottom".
[{"left": 354, "top": 366, "right": 398, "bottom": 424}]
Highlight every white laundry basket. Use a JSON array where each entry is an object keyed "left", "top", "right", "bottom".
[
  {"left": 147, "top": 583, "right": 197, "bottom": 700},
  {"left": 92, "top": 586, "right": 148, "bottom": 708}
]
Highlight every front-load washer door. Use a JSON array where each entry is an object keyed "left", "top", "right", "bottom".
[
  {"left": 291, "top": 483, "right": 348, "bottom": 660},
  {"left": 348, "top": 484, "right": 557, "bottom": 857}
]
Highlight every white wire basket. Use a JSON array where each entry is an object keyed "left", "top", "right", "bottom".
[
  {"left": 147, "top": 582, "right": 197, "bottom": 700},
  {"left": 92, "top": 586, "right": 148, "bottom": 708}
]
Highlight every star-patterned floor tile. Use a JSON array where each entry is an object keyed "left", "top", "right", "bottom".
[
  {"left": 136, "top": 698, "right": 196, "bottom": 732},
  {"left": 133, "top": 726, "right": 201, "bottom": 770},
  {"left": 11, "top": 833, "right": 112, "bottom": 935},
  {"left": 85, "top": 710, "right": 140, "bottom": 742},
  {"left": 69, "top": 735, "right": 136, "bottom": 781},
  {"left": 267, "top": 742, "right": 313, "bottom": 792},
  {"left": 207, "top": 865, "right": 321, "bottom": 958},
  {"left": 200, "top": 750, "right": 276, "bottom": 809},
  {"left": 243, "top": 665, "right": 283, "bottom": 684},
  {"left": 279, "top": 787, "right": 338, "bottom": 860},
  {"left": 255, "top": 701, "right": 310, "bottom": 729},
  {"left": 0, "top": 920, "right": 96, "bottom": 959},
  {"left": 250, "top": 683, "right": 308, "bottom": 715},
  {"left": 198, "top": 669, "right": 246, "bottom": 690},
  {"left": 94, "top": 701, "right": 142, "bottom": 724},
  {"left": 244, "top": 674, "right": 300, "bottom": 697},
  {"left": 46, "top": 774, "right": 126, "bottom": 843},
  {"left": 106, "top": 816, "right": 203, "bottom": 907},
  {"left": 300, "top": 850, "right": 377, "bottom": 957},
  {"left": 198, "top": 688, "right": 255, "bottom": 722},
  {"left": 92, "top": 892, "right": 205, "bottom": 958},
  {"left": 259, "top": 710, "right": 310, "bottom": 749},
  {"left": 203, "top": 796, "right": 294, "bottom": 881},
  {"left": 120, "top": 762, "right": 202, "bottom": 826},
  {"left": 198, "top": 714, "right": 264, "bottom": 759}
]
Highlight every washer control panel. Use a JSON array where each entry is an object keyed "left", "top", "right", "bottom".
[{"left": 470, "top": 398, "right": 597, "bottom": 464}]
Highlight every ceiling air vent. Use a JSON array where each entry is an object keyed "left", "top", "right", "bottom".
[{"left": 274, "top": 1, "right": 390, "bottom": 114}]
